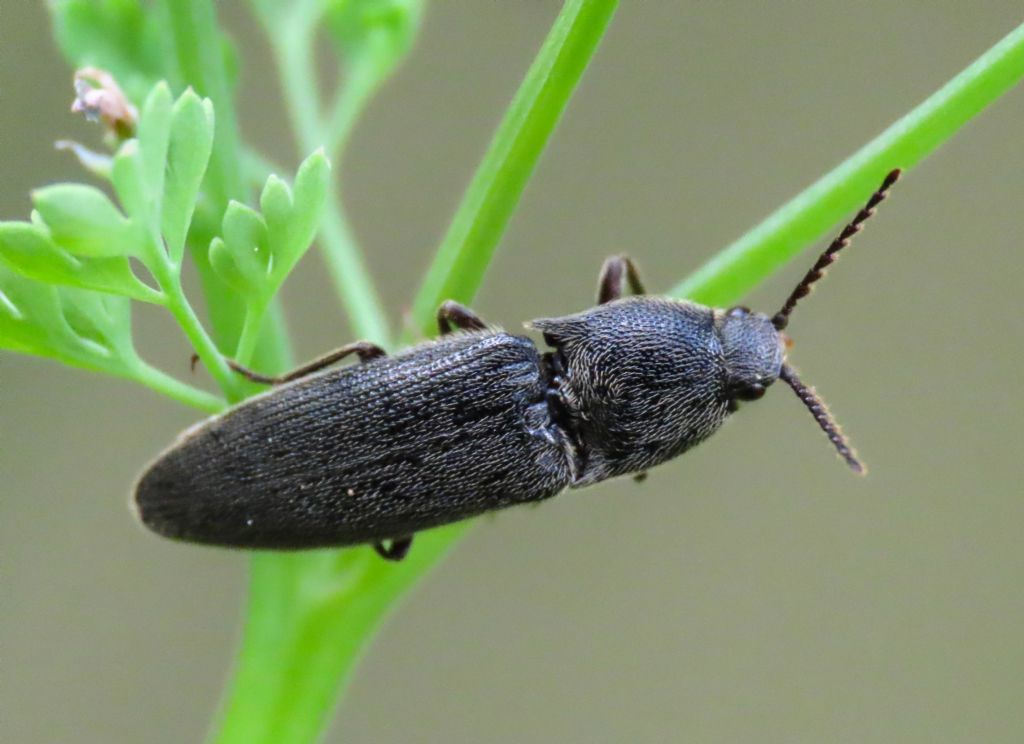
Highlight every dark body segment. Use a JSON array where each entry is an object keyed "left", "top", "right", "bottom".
[
  {"left": 534, "top": 297, "right": 732, "bottom": 486},
  {"left": 135, "top": 331, "right": 575, "bottom": 549}
]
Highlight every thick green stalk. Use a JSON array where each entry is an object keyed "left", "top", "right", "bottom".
[
  {"left": 211, "top": 3, "right": 619, "bottom": 742},
  {"left": 671, "top": 22, "right": 1024, "bottom": 305},
  {"left": 214, "top": 536, "right": 466, "bottom": 744},
  {"left": 409, "top": 0, "right": 620, "bottom": 336}
]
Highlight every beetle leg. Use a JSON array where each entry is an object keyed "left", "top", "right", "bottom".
[
  {"left": 633, "top": 472, "right": 648, "bottom": 483},
  {"left": 596, "top": 255, "right": 646, "bottom": 304},
  {"left": 374, "top": 536, "right": 413, "bottom": 561},
  {"left": 227, "top": 341, "right": 387, "bottom": 386},
  {"left": 437, "top": 300, "right": 488, "bottom": 335}
]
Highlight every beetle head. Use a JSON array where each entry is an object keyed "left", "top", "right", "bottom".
[
  {"left": 724, "top": 168, "right": 902, "bottom": 474},
  {"left": 718, "top": 306, "right": 784, "bottom": 402}
]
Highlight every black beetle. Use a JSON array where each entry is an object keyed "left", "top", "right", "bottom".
[{"left": 134, "top": 170, "right": 901, "bottom": 560}]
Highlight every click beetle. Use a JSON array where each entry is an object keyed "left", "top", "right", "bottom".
[{"left": 134, "top": 170, "right": 901, "bottom": 560}]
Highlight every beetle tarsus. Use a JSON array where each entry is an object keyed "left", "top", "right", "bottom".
[
  {"left": 437, "top": 301, "right": 488, "bottom": 335},
  {"left": 374, "top": 536, "right": 413, "bottom": 561},
  {"left": 228, "top": 341, "right": 387, "bottom": 386},
  {"left": 596, "top": 254, "right": 646, "bottom": 304}
]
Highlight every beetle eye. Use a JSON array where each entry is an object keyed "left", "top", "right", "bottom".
[
  {"left": 736, "top": 383, "right": 766, "bottom": 401},
  {"left": 727, "top": 305, "right": 751, "bottom": 318}
]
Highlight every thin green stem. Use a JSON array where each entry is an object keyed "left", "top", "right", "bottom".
[
  {"left": 324, "top": 52, "right": 379, "bottom": 157},
  {"left": 272, "top": 12, "right": 323, "bottom": 149},
  {"left": 267, "top": 9, "right": 392, "bottom": 346},
  {"left": 234, "top": 303, "right": 268, "bottom": 367},
  {"left": 409, "top": 0, "right": 620, "bottom": 337},
  {"left": 317, "top": 187, "right": 392, "bottom": 343},
  {"left": 133, "top": 359, "right": 226, "bottom": 413},
  {"left": 136, "top": 206, "right": 239, "bottom": 397},
  {"left": 671, "top": 21, "right": 1024, "bottom": 306},
  {"left": 162, "top": 276, "right": 239, "bottom": 398}
]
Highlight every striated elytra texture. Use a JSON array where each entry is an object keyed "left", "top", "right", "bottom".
[
  {"left": 135, "top": 332, "right": 575, "bottom": 548},
  {"left": 135, "top": 297, "right": 784, "bottom": 549}
]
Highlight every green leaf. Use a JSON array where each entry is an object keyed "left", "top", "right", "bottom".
[
  {"left": 58, "top": 286, "right": 134, "bottom": 355},
  {"left": 32, "top": 183, "right": 137, "bottom": 257},
  {"left": 110, "top": 140, "right": 147, "bottom": 221},
  {"left": 0, "top": 264, "right": 118, "bottom": 370},
  {"left": 0, "top": 222, "right": 159, "bottom": 302},
  {"left": 223, "top": 202, "right": 270, "bottom": 278},
  {"left": 0, "top": 261, "right": 219, "bottom": 410},
  {"left": 0, "top": 264, "right": 72, "bottom": 357},
  {"left": 0, "top": 223, "right": 79, "bottom": 279},
  {"left": 164, "top": 89, "right": 216, "bottom": 264},
  {"left": 258, "top": 174, "right": 293, "bottom": 253},
  {"left": 136, "top": 82, "right": 175, "bottom": 216},
  {"left": 277, "top": 149, "right": 330, "bottom": 279},
  {"left": 209, "top": 238, "right": 246, "bottom": 295},
  {"left": 211, "top": 152, "right": 330, "bottom": 362},
  {"left": 210, "top": 201, "right": 269, "bottom": 294},
  {"left": 49, "top": 0, "right": 171, "bottom": 103},
  {"left": 244, "top": 152, "right": 331, "bottom": 294}
]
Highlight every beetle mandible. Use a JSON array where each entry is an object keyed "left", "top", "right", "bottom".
[{"left": 134, "top": 170, "right": 901, "bottom": 560}]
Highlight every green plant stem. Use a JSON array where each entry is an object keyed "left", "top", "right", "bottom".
[
  {"left": 267, "top": 7, "right": 392, "bottom": 345},
  {"left": 133, "top": 359, "right": 225, "bottom": 412},
  {"left": 234, "top": 302, "right": 268, "bottom": 366},
  {"left": 324, "top": 52, "right": 380, "bottom": 157},
  {"left": 409, "top": 0, "right": 620, "bottom": 336},
  {"left": 671, "top": 21, "right": 1024, "bottom": 305},
  {"left": 160, "top": 274, "right": 239, "bottom": 398},
  {"left": 317, "top": 190, "right": 390, "bottom": 342}
]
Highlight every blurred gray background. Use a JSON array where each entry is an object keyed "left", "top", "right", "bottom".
[{"left": 3, "top": 2, "right": 1024, "bottom": 743}]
